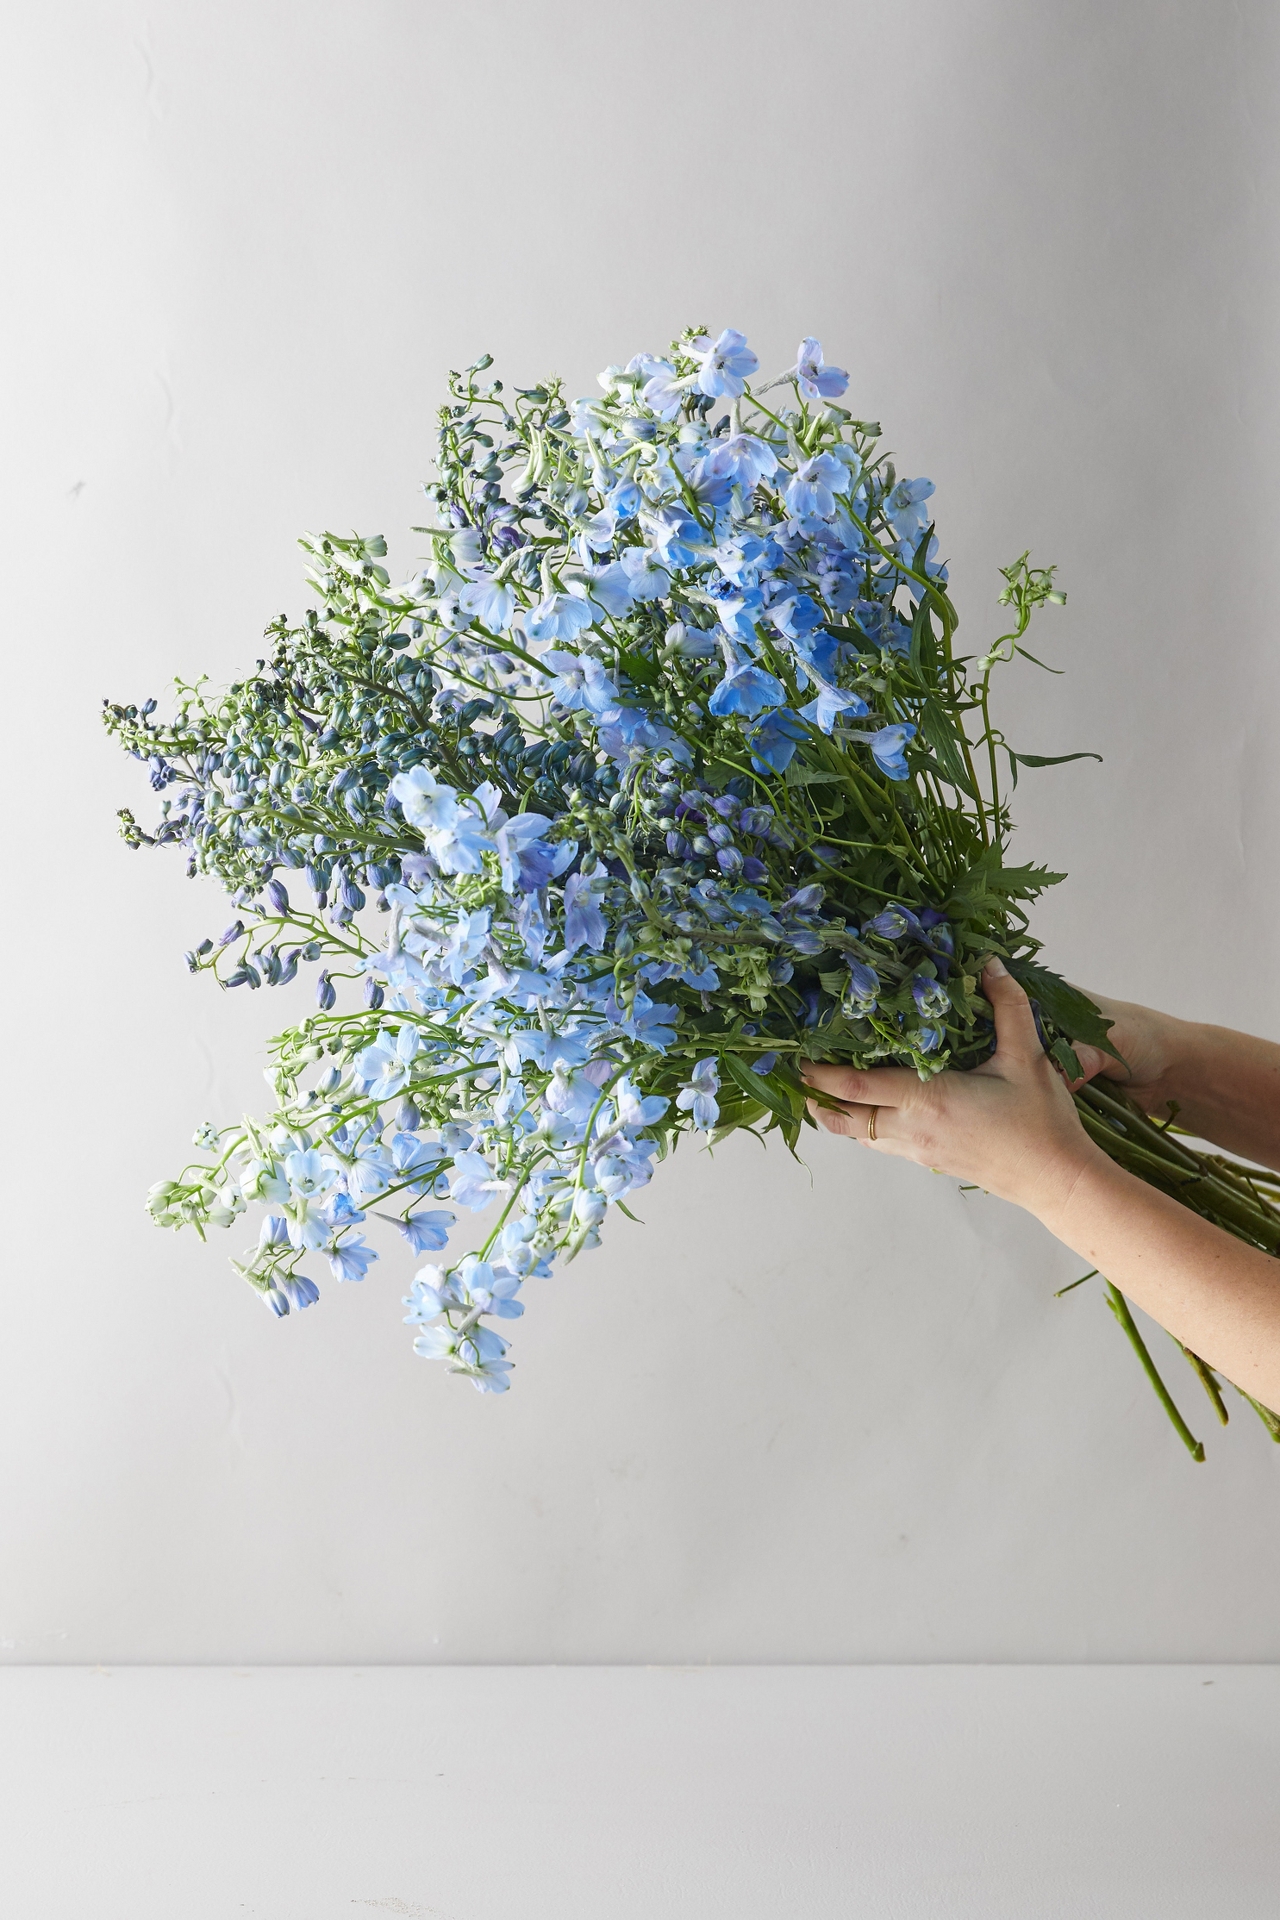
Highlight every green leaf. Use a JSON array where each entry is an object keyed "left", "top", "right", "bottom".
[
  {"left": 616, "top": 646, "right": 659, "bottom": 686},
  {"left": 1050, "top": 1036, "right": 1084, "bottom": 1080},
  {"left": 784, "top": 765, "right": 844, "bottom": 788},
  {"left": 915, "top": 698, "right": 979, "bottom": 799},
  {"left": 1010, "top": 749, "right": 1102, "bottom": 770},
  {"left": 722, "top": 1053, "right": 795, "bottom": 1123},
  {"left": 1007, "top": 960, "right": 1124, "bottom": 1062}
]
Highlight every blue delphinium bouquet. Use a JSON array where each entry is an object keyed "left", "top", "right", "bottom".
[{"left": 107, "top": 326, "right": 1280, "bottom": 1454}]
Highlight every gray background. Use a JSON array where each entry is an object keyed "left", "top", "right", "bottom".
[{"left": 4, "top": 0, "right": 1279, "bottom": 1664}]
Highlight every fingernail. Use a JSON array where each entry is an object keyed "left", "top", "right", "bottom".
[{"left": 985, "top": 956, "right": 1007, "bottom": 978}]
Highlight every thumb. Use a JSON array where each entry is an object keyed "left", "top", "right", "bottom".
[{"left": 981, "top": 957, "right": 1044, "bottom": 1067}]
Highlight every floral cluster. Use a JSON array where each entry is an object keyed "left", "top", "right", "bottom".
[{"left": 107, "top": 325, "right": 1082, "bottom": 1394}]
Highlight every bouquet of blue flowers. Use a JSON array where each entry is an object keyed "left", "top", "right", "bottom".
[{"left": 107, "top": 325, "right": 1280, "bottom": 1456}]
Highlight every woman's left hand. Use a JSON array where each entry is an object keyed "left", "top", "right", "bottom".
[{"left": 802, "top": 958, "right": 1105, "bottom": 1223}]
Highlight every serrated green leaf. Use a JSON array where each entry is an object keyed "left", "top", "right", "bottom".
[{"left": 1007, "top": 960, "right": 1124, "bottom": 1062}]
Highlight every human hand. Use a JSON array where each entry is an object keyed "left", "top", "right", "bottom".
[
  {"left": 802, "top": 958, "right": 1106, "bottom": 1221},
  {"left": 1067, "top": 990, "right": 1178, "bottom": 1114}
]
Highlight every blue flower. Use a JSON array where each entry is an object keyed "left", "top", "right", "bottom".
[
  {"left": 540, "top": 649, "right": 621, "bottom": 717},
  {"left": 708, "top": 660, "right": 786, "bottom": 720},
  {"left": 795, "top": 338, "right": 849, "bottom": 402},
  {"left": 395, "top": 1209, "right": 456, "bottom": 1253},
  {"left": 676, "top": 1057, "right": 721, "bottom": 1130},
  {"left": 910, "top": 973, "right": 951, "bottom": 1021},
  {"left": 354, "top": 1024, "right": 422, "bottom": 1100},
  {"left": 883, "top": 477, "right": 935, "bottom": 546},
  {"left": 785, "top": 452, "right": 852, "bottom": 521},
  {"left": 449, "top": 1150, "right": 499, "bottom": 1210},
  {"left": 798, "top": 682, "right": 869, "bottom": 734},
  {"left": 562, "top": 871, "right": 609, "bottom": 954},
  {"left": 641, "top": 507, "right": 713, "bottom": 570},
  {"left": 606, "top": 990, "right": 679, "bottom": 1051},
  {"left": 606, "top": 479, "right": 642, "bottom": 519},
  {"left": 693, "top": 328, "right": 758, "bottom": 398},
  {"left": 706, "top": 432, "right": 778, "bottom": 490},
  {"left": 524, "top": 590, "right": 596, "bottom": 643},
  {"left": 494, "top": 813, "right": 566, "bottom": 895},
  {"left": 843, "top": 959, "right": 880, "bottom": 1012},
  {"left": 863, "top": 903, "right": 921, "bottom": 941},
  {"left": 640, "top": 360, "right": 686, "bottom": 419},
  {"left": 613, "top": 1076, "right": 670, "bottom": 1129},
  {"left": 869, "top": 723, "right": 917, "bottom": 781},
  {"left": 458, "top": 573, "right": 517, "bottom": 631},
  {"left": 278, "top": 1271, "right": 320, "bottom": 1312},
  {"left": 746, "top": 708, "right": 807, "bottom": 774},
  {"left": 327, "top": 1233, "right": 378, "bottom": 1283},
  {"left": 770, "top": 594, "right": 824, "bottom": 641}
]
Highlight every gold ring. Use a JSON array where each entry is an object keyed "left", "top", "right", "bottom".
[{"left": 866, "top": 1105, "right": 878, "bottom": 1142}]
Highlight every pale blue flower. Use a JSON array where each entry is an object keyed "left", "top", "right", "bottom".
[
  {"left": 353, "top": 1024, "right": 421, "bottom": 1100},
  {"left": 563, "top": 870, "right": 609, "bottom": 953},
  {"left": 770, "top": 593, "right": 824, "bottom": 641},
  {"left": 708, "top": 660, "right": 786, "bottom": 720},
  {"left": 613, "top": 1076, "right": 670, "bottom": 1129},
  {"left": 785, "top": 452, "right": 851, "bottom": 521},
  {"left": 278, "top": 1271, "right": 320, "bottom": 1311},
  {"left": 883, "top": 477, "right": 935, "bottom": 545},
  {"left": 391, "top": 1131, "right": 446, "bottom": 1191},
  {"left": 543, "top": 1065, "right": 598, "bottom": 1123},
  {"left": 606, "top": 990, "right": 679, "bottom": 1051},
  {"left": 799, "top": 683, "right": 869, "bottom": 733},
  {"left": 640, "top": 361, "right": 686, "bottom": 419},
  {"left": 440, "top": 908, "right": 492, "bottom": 983},
  {"left": 540, "top": 649, "right": 621, "bottom": 717},
  {"left": 327, "top": 1233, "right": 378, "bottom": 1282},
  {"left": 284, "top": 1149, "right": 333, "bottom": 1201},
  {"left": 693, "top": 329, "right": 758, "bottom": 398},
  {"left": 449, "top": 1150, "right": 498, "bottom": 1210},
  {"left": 869, "top": 722, "right": 917, "bottom": 781},
  {"left": 746, "top": 708, "right": 806, "bottom": 773},
  {"left": 455, "top": 1325, "right": 514, "bottom": 1393},
  {"left": 676, "top": 1057, "right": 720, "bottom": 1130},
  {"left": 795, "top": 338, "right": 849, "bottom": 402},
  {"left": 706, "top": 432, "right": 778, "bottom": 490},
  {"left": 430, "top": 804, "right": 495, "bottom": 877},
  {"left": 524, "top": 590, "right": 596, "bottom": 644},
  {"left": 395, "top": 1209, "right": 455, "bottom": 1253},
  {"left": 459, "top": 574, "right": 517, "bottom": 630},
  {"left": 494, "top": 813, "right": 561, "bottom": 894}
]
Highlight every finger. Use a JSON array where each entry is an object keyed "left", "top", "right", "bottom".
[
  {"left": 1068, "top": 1043, "right": 1126, "bottom": 1088},
  {"left": 800, "top": 1062, "right": 919, "bottom": 1108},
  {"left": 806, "top": 1097, "right": 882, "bottom": 1143},
  {"left": 979, "top": 958, "right": 1044, "bottom": 1068}
]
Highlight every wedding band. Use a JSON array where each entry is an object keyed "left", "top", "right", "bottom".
[{"left": 866, "top": 1105, "right": 878, "bottom": 1142}]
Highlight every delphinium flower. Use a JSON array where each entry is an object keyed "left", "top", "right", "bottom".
[{"left": 120, "top": 322, "right": 1272, "bottom": 1442}]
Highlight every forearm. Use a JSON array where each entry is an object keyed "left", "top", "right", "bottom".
[
  {"left": 1134, "top": 1015, "right": 1280, "bottom": 1171},
  {"left": 1038, "top": 1153, "right": 1280, "bottom": 1411}
]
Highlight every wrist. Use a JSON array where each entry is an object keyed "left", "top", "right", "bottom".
[{"left": 1030, "top": 1146, "right": 1130, "bottom": 1243}]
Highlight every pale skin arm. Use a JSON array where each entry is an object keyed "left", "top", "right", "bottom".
[{"left": 803, "top": 960, "right": 1280, "bottom": 1413}]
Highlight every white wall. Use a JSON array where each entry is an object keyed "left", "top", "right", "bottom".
[{"left": 4, "top": 0, "right": 1280, "bottom": 1663}]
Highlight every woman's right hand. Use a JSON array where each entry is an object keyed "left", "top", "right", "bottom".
[{"left": 1069, "top": 990, "right": 1179, "bottom": 1113}]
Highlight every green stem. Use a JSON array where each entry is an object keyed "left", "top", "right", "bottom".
[
  {"left": 1179, "top": 1345, "right": 1230, "bottom": 1425},
  {"left": 1104, "top": 1283, "right": 1205, "bottom": 1461}
]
